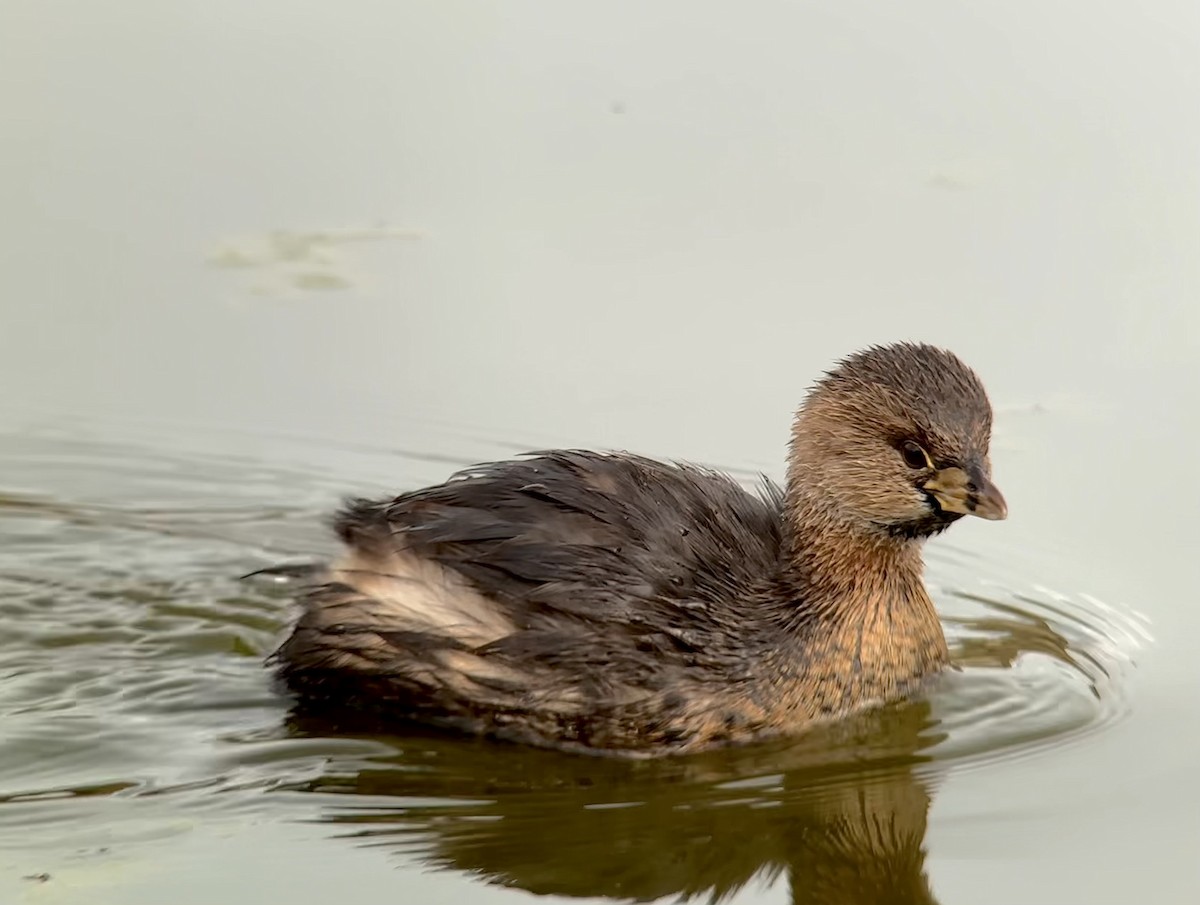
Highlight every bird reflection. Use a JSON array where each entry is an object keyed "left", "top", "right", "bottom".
[
  {"left": 288, "top": 699, "right": 945, "bottom": 905},
  {"left": 275, "top": 592, "right": 1083, "bottom": 904}
]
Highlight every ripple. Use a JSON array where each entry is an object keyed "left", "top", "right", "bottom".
[
  {"left": 0, "top": 422, "right": 1149, "bottom": 902},
  {"left": 928, "top": 543, "right": 1146, "bottom": 772}
]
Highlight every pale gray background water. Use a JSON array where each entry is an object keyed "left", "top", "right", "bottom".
[{"left": 2, "top": 1, "right": 1198, "bottom": 902}]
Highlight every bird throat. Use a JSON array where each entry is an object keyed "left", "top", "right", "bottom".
[{"left": 770, "top": 499, "right": 951, "bottom": 718}]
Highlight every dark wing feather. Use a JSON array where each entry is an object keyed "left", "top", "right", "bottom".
[
  {"left": 279, "top": 451, "right": 786, "bottom": 750},
  {"left": 336, "top": 450, "right": 784, "bottom": 629}
]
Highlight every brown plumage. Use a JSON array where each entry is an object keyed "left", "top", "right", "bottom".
[{"left": 272, "top": 342, "right": 1006, "bottom": 756}]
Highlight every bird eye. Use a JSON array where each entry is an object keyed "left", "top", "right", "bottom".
[{"left": 900, "top": 441, "right": 931, "bottom": 470}]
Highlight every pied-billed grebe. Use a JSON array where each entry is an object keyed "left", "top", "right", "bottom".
[{"left": 273, "top": 343, "right": 1006, "bottom": 756}]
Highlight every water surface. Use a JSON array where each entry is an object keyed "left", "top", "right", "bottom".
[
  {"left": 0, "top": 425, "right": 1148, "bottom": 904},
  {"left": 2, "top": 1, "right": 1198, "bottom": 902}
]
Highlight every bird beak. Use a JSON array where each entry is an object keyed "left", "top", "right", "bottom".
[{"left": 924, "top": 466, "right": 1007, "bottom": 521}]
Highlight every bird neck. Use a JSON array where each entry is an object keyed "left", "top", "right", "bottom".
[
  {"left": 773, "top": 484, "right": 950, "bottom": 696},
  {"left": 780, "top": 480, "right": 922, "bottom": 592},
  {"left": 780, "top": 406, "right": 939, "bottom": 621}
]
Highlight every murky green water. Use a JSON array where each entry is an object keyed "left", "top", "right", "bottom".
[{"left": 3, "top": 1, "right": 1198, "bottom": 901}]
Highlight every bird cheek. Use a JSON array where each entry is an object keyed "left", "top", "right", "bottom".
[{"left": 857, "top": 482, "right": 930, "bottom": 523}]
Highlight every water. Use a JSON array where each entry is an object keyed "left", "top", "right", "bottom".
[
  {"left": 2, "top": 1, "right": 1198, "bottom": 902},
  {"left": 0, "top": 425, "right": 1150, "bottom": 903}
]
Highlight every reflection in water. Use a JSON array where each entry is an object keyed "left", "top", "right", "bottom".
[
  {"left": 0, "top": 429, "right": 1142, "bottom": 903},
  {"left": 283, "top": 599, "right": 1134, "bottom": 904},
  {"left": 291, "top": 704, "right": 944, "bottom": 904}
]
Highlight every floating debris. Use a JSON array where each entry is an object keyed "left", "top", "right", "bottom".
[{"left": 207, "top": 225, "right": 425, "bottom": 297}]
